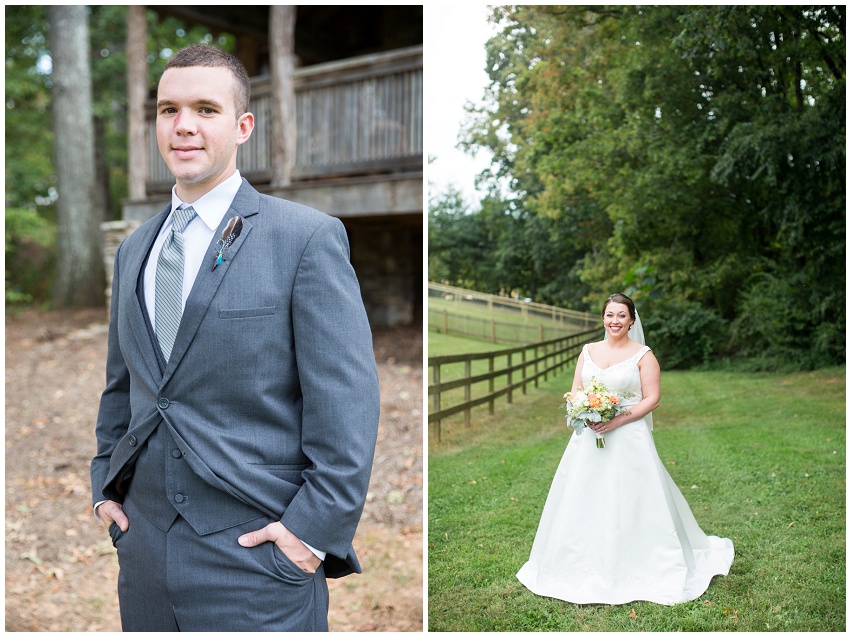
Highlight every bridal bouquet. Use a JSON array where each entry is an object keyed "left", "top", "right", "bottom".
[{"left": 564, "top": 377, "right": 633, "bottom": 449}]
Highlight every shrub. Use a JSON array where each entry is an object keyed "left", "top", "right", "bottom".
[
  {"left": 5, "top": 207, "right": 56, "bottom": 304},
  {"left": 640, "top": 298, "right": 726, "bottom": 370}
]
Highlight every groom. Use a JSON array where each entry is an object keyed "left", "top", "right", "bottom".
[{"left": 90, "top": 43, "right": 380, "bottom": 631}]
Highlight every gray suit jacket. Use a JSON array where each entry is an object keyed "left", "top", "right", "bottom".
[{"left": 91, "top": 180, "right": 380, "bottom": 578}]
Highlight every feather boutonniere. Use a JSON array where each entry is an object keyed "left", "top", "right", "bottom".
[{"left": 212, "top": 216, "right": 243, "bottom": 270}]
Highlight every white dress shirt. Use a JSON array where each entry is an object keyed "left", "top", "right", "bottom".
[
  {"left": 143, "top": 170, "right": 243, "bottom": 328},
  {"left": 98, "top": 170, "right": 325, "bottom": 561}
]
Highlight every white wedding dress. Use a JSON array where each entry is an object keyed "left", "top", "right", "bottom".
[{"left": 516, "top": 344, "right": 734, "bottom": 605}]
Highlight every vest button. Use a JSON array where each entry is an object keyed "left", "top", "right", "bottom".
[
  {"left": 172, "top": 449, "right": 183, "bottom": 459},
  {"left": 174, "top": 494, "right": 185, "bottom": 504},
  {"left": 157, "top": 398, "right": 170, "bottom": 409},
  {"left": 128, "top": 435, "right": 137, "bottom": 447}
]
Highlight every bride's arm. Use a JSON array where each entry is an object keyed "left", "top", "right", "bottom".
[
  {"left": 570, "top": 352, "right": 585, "bottom": 393},
  {"left": 589, "top": 351, "right": 661, "bottom": 432}
]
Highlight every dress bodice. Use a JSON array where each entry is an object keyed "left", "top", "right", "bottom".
[{"left": 581, "top": 344, "right": 650, "bottom": 401}]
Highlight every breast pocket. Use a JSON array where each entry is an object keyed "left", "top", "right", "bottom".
[{"left": 219, "top": 306, "right": 277, "bottom": 320}]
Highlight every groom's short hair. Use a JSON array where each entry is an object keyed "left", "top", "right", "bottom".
[{"left": 163, "top": 43, "right": 251, "bottom": 117}]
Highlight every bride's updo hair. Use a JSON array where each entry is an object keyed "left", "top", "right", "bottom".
[{"left": 602, "top": 293, "right": 636, "bottom": 320}]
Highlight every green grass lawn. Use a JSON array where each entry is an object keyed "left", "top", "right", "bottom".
[
  {"left": 428, "top": 365, "right": 846, "bottom": 631},
  {"left": 427, "top": 330, "right": 508, "bottom": 357}
]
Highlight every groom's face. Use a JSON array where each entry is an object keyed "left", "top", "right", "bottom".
[{"left": 156, "top": 65, "right": 254, "bottom": 202}]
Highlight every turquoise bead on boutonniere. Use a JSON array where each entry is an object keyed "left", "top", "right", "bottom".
[{"left": 212, "top": 216, "right": 243, "bottom": 270}]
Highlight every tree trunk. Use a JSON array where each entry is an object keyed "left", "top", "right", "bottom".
[
  {"left": 270, "top": 5, "right": 297, "bottom": 188},
  {"left": 93, "top": 115, "right": 111, "bottom": 220},
  {"left": 126, "top": 5, "right": 147, "bottom": 201},
  {"left": 48, "top": 5, "right": 104, "bottom": 307}
]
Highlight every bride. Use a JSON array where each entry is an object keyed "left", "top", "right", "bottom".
[{"left": 516, "top": 293, "right": 734, "bottom": 605}]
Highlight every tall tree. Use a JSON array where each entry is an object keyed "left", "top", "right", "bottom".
[
  {"left": 451, "top": 5, "right": 844, "bottom": 368},
  {"left": 48, "top": 5, "right": 104, "bottom": 306}
]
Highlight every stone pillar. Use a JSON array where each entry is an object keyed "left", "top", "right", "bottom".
[{"left": 101, "top": 220, "right": 141, "bottom": 314}]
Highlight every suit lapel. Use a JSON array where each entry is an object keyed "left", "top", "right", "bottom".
[
  {"left": 161, "top": 181, "right": 260, "bottom": 385},
  {"left": 127, "top": 205, "right": 171, "bottom": 382}
]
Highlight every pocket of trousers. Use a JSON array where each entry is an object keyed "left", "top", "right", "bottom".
[
  {"left": 108, "top": 521, "right": 125, "bottom": 547},
  {"left": 270, "top": 543, "right": 317, "bottom": 585}
]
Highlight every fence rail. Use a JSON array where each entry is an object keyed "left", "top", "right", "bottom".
[
  {"left": 429, "top": 307, "right": 585, "bottom": 344},
  {"left": 428, "top": 328, "right": 601, "bottom": 442},
  {"left": 428, "top": 282, "right": 596, "bottom": 328}
]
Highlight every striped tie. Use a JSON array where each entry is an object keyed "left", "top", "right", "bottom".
[{"left": 155, "top": 205, "right": 196, "bottom": 362}]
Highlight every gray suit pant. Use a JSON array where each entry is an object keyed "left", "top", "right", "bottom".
[{"left": 111, "top": 493, "right": 329, "bottom": 631}]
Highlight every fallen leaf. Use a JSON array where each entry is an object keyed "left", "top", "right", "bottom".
[
  {"left": 469, "top": 480, "right": 477, "bottom": 485},
  {"left": 20, "top": 551, "right": 41, "bottom": 565},
  {"left": 786, "top": 521, "right": 795, "bottom": 529},
  {"left": 628, "top": 609, "right": 637, "bottom": 619}
]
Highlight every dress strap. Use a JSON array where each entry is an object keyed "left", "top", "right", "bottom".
[{"left": 635, "top": 345, "right": 651, "bottom": 363}]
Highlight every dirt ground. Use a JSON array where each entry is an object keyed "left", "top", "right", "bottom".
[{"left": 4, "top": 308, "right": 423, "bottom": 631}]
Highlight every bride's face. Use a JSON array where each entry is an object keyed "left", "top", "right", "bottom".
[{"left": 603, "top": 302, "right": 633, "bottom": 338}]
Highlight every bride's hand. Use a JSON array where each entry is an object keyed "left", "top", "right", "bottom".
[{"left": 590, "top": 417, "right": 621, "bottom": 434}]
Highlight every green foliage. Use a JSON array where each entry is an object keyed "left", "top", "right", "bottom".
[
  {"left": 5, "top": 5, "right": 239, "bottom": 307},
  {"left": 429, "top": 366, "right": 846, "bottom": 631},
  {"left": 5, "top": 207, "right": 56, "bottom": 304},
  {"left": 641, "top": 297, "right": 727, "bottom": 370},
  {"left": 436, "top": 5, "right": 845, "bottom": 369}
]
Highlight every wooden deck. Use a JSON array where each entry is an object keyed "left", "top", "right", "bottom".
[{"left": 144, "top": 45, "right": 423, "bottom": 193}]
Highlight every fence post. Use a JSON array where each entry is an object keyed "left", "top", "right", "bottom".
[
  {"left": 443, "top": 309, "right": 448, "bottom": 335},
  {"left": 521, "top": 348, "right": 527, "bottom": 395},
  {"left": 507, "top": 352, "right": 513, "bottom": 404},
  {"left": 534, "top": 344, "right": 540, "bottom": 389},
  {"left": 464, "top": 360, "right": 471, "bottom": 427},
  {"left": 432, "top": 363, "right": 441, "bottom": 442},
  {"left": 491, "top": 319, "right": 496, "bottom": 344},
  {"left": 488, "top": 355, "right": 495, "bottom": 415}
]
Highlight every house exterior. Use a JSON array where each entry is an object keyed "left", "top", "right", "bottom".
[{"left": 116, "top": 6, "right": 423, "bottom": 327}]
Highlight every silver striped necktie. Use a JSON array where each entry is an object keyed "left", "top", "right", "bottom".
[{"left": 155, "top": 205, "right": 196, "bottom": 362}]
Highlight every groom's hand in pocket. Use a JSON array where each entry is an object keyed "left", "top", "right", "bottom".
[
  {"left": 238, "top": 521, "right": 322, "bottom": 573},
  {"left": 96, "top": 500, "right": 129, "bottom": 531}
]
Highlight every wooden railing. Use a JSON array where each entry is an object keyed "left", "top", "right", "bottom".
[
  {"left": 428, "top": 328, "right": 601, "bottom": 442},
  {"left": 145, "top": 45, "right": 423, "bottom": 191}
]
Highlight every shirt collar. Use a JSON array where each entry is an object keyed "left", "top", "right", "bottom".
[{"left": 170, "top": 170, "right": 243, "bottom": 232}]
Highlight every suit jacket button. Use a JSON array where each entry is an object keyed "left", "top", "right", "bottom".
[
  {"left": 174, "top": 494, "right": 185, "bottom": 504},
  {"left": 157, "top": 398, "right": 170, "bottom": 409},
  {"left": 171, "top": 449, "right": 182, "bottom": 459},
  {"left": 128, "top": 435, "right": 137, "bottom": 447}
]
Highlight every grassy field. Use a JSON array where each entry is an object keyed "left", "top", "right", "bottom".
[
  {"left": 427, "top": 330, "right": 507, "bottom": 357},
  {"left": 428, "top": 365, "right": 846, "bottom": 631},
  {"left": 428, "top": 296, "right": 588, "bottom": 330}
]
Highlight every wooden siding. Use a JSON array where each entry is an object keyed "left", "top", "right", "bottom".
[{"left": 145, "top": 45, "right": 422, "bottom": 192}]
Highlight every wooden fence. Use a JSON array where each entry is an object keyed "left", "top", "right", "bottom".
[
  {"left": 429, "top": 307, "right": 586, "bottom": 344},
  {"left": 428, "top": 328, "right": 601, "bottom": 442},
  {"left": 428, "top": 282, "right": 595, "bottom": 329}
]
